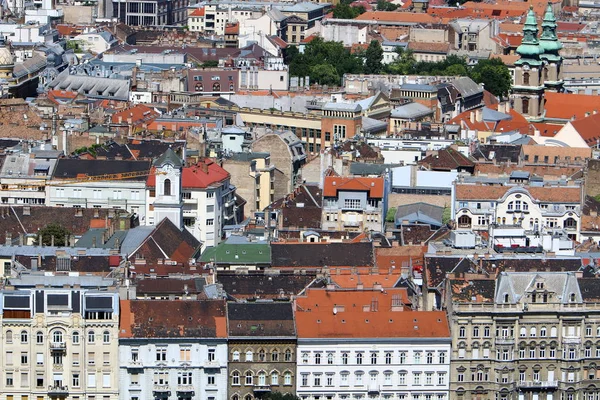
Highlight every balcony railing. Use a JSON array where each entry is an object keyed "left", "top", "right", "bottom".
[
  {"left": 176, "top": 385, "right": 194, "bottom": 394},
  {"left": 127, "top": 360, "right": 142, "bottom": 368},
  {"left": 253, "top": 384, "right": 271, "bottom": 393},
  {"left": 368, "top": 384, "right": 380, "bottom": 394},
  {"left": 153, "top": 384, "right": 170, "bottom": 394},
  {"left": 518, "top": 380, "right": 558, "bottom": 389},
  {"left": 495, "top": 337, "right": 515, "bottom": 345},
  {"left": 48, "top": 385, "right": 69, "bottom": 396},
  {"left": 50, "top": 342, "right": 66, "bottom": 351},
  {"left": 562, "top": 336, "right": 581, "bottom": 344}
]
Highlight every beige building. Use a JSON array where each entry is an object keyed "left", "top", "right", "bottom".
[
  {"left": 0, "top": 275, "right": 120, "bottom": 400},
  {"left": 447, "top": 271, "right": 600, "bottom": 400}
]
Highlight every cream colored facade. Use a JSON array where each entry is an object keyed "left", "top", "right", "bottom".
[{"left": 0, "top": 276, "right": 120, "bottom": 400}]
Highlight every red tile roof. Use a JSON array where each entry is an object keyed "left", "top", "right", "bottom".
[
  {"left": 449, "top": 107, "right": 531, "bottom": 134},
  {"left": 111, "top": 104, "right": 160, "bottom": 127},
  {"left": 355, "top": 10, "right": 439, "bottom": 24},
  {"left": 323, "top": 176, "right": 384, "bottom": 198},
  {"left": 455, "top": 184, "right": 582, "bottom": 203},
  {"left": 189, "top": 7, "right": 205, "bottom": 16},
  {"left": 147, "top": 158, "right": 229, "bottom": 189},
  {"left": 570, "top": 112, "right": 600, "bottom": 146},
  {"left": 544, "top": 92, "right": 600, "bottom": 121},
  {"left": 295, "top": 288, "right": 450, "bottom": 338},
  {"left": 225, "top": 23, "right": 239, "bottom": 35}
]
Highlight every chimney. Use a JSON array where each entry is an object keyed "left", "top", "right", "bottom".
[
  {"left": 476, "top": 108, "right": 483, "bottom": 122},
  {"left": 92, "top": 236, "right": 97, "bottom": 248},
  {"left": 4, "top": 232, "right": 10, "bottom": 246},
  {"left": 50, "top": 235, "right": 55, "bottom": 247},
  {"left": 469, "top": 111, "right": 475, "bottom": 124},
  {"left": 18, "top": 233, "right": 23, "bottom": 246}
]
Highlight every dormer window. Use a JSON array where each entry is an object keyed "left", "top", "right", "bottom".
[{"left": 536, "top": 282, "right": 544, "bottom": 289}]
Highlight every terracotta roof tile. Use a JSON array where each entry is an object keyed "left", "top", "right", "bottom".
[
  {"left": 570, "top": 112, "right": 600, "bottom": 146},
  {"left": 545, "top": 92, "right": 600, "bottom": 121},
  {"left": 190, "top": 7, "right": 205, "bottom": 16},
  {"left": 296, "top": 288, "right": 450, "bottom": 338},
  {"left": 323, "top": 176, "right": 384, "bottom": 198},
  {"left": 455, "top": 184, "right": 582, "bottom": 203},
  {"left": 407, "top": 41, "right": 450, "bottom": 53},
  {"left": 355, "top": 11, "right": 439, "bottom": 24}
]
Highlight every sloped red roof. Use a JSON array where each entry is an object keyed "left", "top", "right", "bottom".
[
  {"left": 545, "top": 92, "right": 600, "bottom": 121},
  {"left": 570, "top": 112, "right": 600, "bottom": 146},
  {"left": 147, "top": 158, "right": 229, "bottom": 189},
  {"left": 323, "top": 176, "right": 384, "bottom": 198},
  {"left": 190, "top": 7, "right": 205, "bottom": 16},
  {"left": 111, "top": 104, "right": 160, "bottom": 126},
  {"left": 225, "top": 23, "right": 239, "bottom": 35}
]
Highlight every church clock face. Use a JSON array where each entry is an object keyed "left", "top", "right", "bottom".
[
  {"left": 163, "top": 164, "right": 174, "bottom": 173},
  {"left": 522, "top": 64, "right": 530, "bottom": 71}
]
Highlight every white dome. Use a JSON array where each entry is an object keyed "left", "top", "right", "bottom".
[{"left": 0, "top": 47, "right": 14, "bottom": 66}]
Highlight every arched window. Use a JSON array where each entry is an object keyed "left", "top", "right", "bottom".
[
  {"left": 540, "top": 327, "right": 547, "bottom": 337},
  {"left": 52, "top": 330, "right": 63, "bottom": 343},
  {"left": 543, "top": 67, "right": 549, "bottom": 81},
  {"left": 245, "top": 371, "right": 253, "bottom": 385},
  {"left": 550, "top": 326, "right": 557, "bottom": 337},
  {"left": 523, "top": 72, "right": 530, "bottom": 85},
  {"left": 271, "top": 371, "right": 279, "bottom": 385},
  {"left": 520, "top": 327, "right": 527, "bottom": 337},
  {"left": 103, "top": 331, "right": 110, "bottom": 343},
  {"left": 522, "top": 98, "right": 530, "bottom": 114},
  {"left": 271, "top": 349, "right": 279, "bottom": 362},
  {"left": 530, "top": 327, "right": 537, "bottom": 337},
  {"left": 88, "top": 330, "right": 95, "bottom": 343},
  {"left": 258, "top": 349, "right": 266, "bottom": 361},
  {"left": 231, "top": 371, "right": 240, "bottom": 385},
  {"left": 258, "top": 371, "right": 266, "bottom": 385},
  {"left": 284, "top": 371, "right": 292, "bottom": 385},
  {"left": 245, "top": 350, "right": 253, "bottom": 362},
  {"left": 195, "top": 83, "right": 203, "bottom": 92},
  {"left": 163, "top": 179, "right": 171, "bottom": 196},
  {"left": 213, "top": 82, "right": 221, "bottom": 91},
  {"left": 72, "top": 331, "right": 80, "bottom": 344},
  {"left": 564, "top": 218, "right": 577, "bottom": 230},
  {"left": 232, "top": 396, "right": 239, "bottom": 400},
  {"left": 245, "top": 395, "right": 252, "bottom": 400},
  {"left": 6, "top": 330, "right": 12, "bottom": 344},
  {"left": 232, "top": 350, "right": 240, "bottom": 361},
  {"left": 284, "top": 349, "right": 292, "bottom": 362},
  {"left": 229, "top": 83, "right": 234, "bottom": 91},
  {"left": 21, "top": 330, "right": 28, "bottom": 343},
  {"left": 36, "top": 331, "right": 43, "bottom": 344},
  {"left": 426, "top": 352, "right": 433, "bottom": 364},
  {"left": 458, "top": 215, "right": 471, "bottom": 227}
]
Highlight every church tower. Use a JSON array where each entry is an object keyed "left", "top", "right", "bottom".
[
  {"left": 152, "top": 148, "right": 184, "bottom": 230},
  {"left": 512, "top": 7, "right": 545, "bottom": 121},
  {"left": 539, "top": 1, "right": 564, "bottom": 92}
]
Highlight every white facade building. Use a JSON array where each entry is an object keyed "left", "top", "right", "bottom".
[
  {"left": 119, "top": 299, "right": 228, "bottom": 400},
  {"left": 47, "top": 159, "right": 151, "bottom": 222},
  {"left": 295, "top": 288, "right": 452, "bottom": 400}
]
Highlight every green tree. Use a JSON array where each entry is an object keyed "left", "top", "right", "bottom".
[
  {"left": 283, "top": 45, "right": 299, "bottom": 65},
  {"left": 442, "top": 206, "right": 451, "bottom": 225},
  {"left": 332, "top": 3, "right": 365, "bottom": 18},
  {"left": 200, "top": 60, "right": 219, "bottom": 68},
  {"left": 364, "top": 40, "right": 384, "bottom": 74},
  {"left": 35, "top": 223, "right": 71, "bottom": 247},
  {"left": 385, "top": 47, "right": 416, "bottom": 74},
  {"left": 469, "top": 58, "right": 512, "bottom": 98},
  {"left": 310, "top": 63, "right": 340, "bottom": 85},
  {"left": 386, "top": 207, "right": 397, "bottom": 223},
  {"left": 377, "top": 0, "right": 399, "bottom": 10},
  {"left": 444, "top": 63, "right": 468, "bottom": 76}
]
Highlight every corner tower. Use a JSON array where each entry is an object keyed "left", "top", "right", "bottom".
[
  {"left": 511, "top": 6, "right": 545, "bottom": 121},
  {"left": 152, "top": 147, "right": 184, "bottom": 230}
]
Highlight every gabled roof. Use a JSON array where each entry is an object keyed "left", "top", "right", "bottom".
[
  {"left": 454, "top": 184, "right": 582, "bottom": 203},
  {"left": 495, "top": 271, "right": 582, "bottom": 304},
  {"left": 52, "top": 159, "right": 151, "bottom": 180},
  {"left": 147, "top": 158, "right": 229, "bottom": 189},
  {"left": 420, "top": 147, "right": 474, "bottom": 171},
  {"left": 544, "top": 92, "right": 600, "bottom": 121},
  {"left": 111, "top": 104, "right": 160, "bottom": 126},
  {"left": 395, "top": 202, "right": 444, "bottom": 227},
  {"left": 189, "top": 7, "right": 205, "bottom": 16},
  {"left": 323, "top": 176, "right": 384, "bottom": 198},
  {"left": 217, "top": 271, "right": 316, "bottom": 300},
  {"left": 569, "top": 112, "right": 600, "bottom": 147}
]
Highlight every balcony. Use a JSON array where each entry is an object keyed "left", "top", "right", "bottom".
[
  {"left": 495, "top": 337, "right": 515, "bottom": 345},
  {"left": 153, "top": 384, "right": 170, "bottom": 395},
  {"left": 176, "top": 385, "right": 194, "bottom": 395},
  {"left": 50, "top": 342, "right": 66, "bottom": 352},
  {"left": 368, "top": 384, "right": 380, "bottom": 394},
  {"left": 48, "top": 385, "right": 69, "bottom": 397},
  {"left": 127, "top": 360, "right": 143, "bottom": 369},
  {"left": 253, "top": 384, "right": 271, "bottom": 393},
  {"left": 343, "top": 220, "right": 360, "bottom": 227},
  {"left": 518, "top": 381, "right": 558, "bottom": 389},
  {"left": 562, "top": 336, "right": 581, "bottom": 344},
  {"left": 204, "top": 360, "right": 220, "bottom": 368}
]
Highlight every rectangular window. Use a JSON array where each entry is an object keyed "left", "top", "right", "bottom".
[
  {"left": 180, "top": 347, "right": 191, "bottom": 362},
  {"left": 6, "top": 372, "right": 13, "bottom": 386},
  {"left": 72, "top": 374, "right": 80, "bottom": 387},
  {"left": 21, "top": 352, "right": 28, "bottom": 365},
  {"left": 88, "top": 373, "right": 96, "bottom": 388},
  {"left": 20, "top": 372, "right": 28, "bottom": 388},
  {"left": 156, "top": 347, "right": 167, "bottom": 361}
]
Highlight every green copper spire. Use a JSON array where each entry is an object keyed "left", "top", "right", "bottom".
[
  {"left": 515, "top": 6, "right": 542, "bottom": 64},
  {"left": 539, "top": 2, "right": 562, "bottom": 54}
]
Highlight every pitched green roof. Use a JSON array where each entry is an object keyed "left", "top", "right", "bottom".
[{"left": 153, "top": 147, "right": 183, "bottom": 168}]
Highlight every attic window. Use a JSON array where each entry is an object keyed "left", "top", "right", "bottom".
[
  {"left": 226, "top": 250, "right": 230, "bottom": 254},
  {"left": 188, "top": 317, "right": 193, "bottom": 321},
  {"left": 341, "top": 319, "right": 346, "bottom": 323},
  {"left": 389, "top": 319, "right": 393, "bottom": 323},
  {"left": 365, "top": 319, "right": 369, "bottom": 323},
  {"left": 149, "top": 317, "right": 153, "bottom": 322},
  {"left": 317, "top": 319, "right": 321, "bottom": 323}
]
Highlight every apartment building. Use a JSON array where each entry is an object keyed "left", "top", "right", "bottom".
[
  {"left": 227, "top": 302, "right": 297, "bottom": 399},
  {"left": 447, "top": 271, "right": 600, "bottom": 400},
  {"left": 322, "top": 175, "right": 386, "bottom": 233},
  {"left": 47, "top": 159, "right": 151, "bottom": 222},
  {"left": 452, "top": 182, "right": 582, "bottom": 241},
  {"left": 0, "top": 275, "right": 120, "bottom": 400},
  {"left": 146, "top": 154, "right": 239, "bottom": 248},
  {"left": 295, "top": 288, "right": 451, "bottom": 400},
  {"left": 119, "top": 299, "right": 228, "bottom": 400}
]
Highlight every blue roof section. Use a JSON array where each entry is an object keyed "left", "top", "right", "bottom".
[
  {"left": 482, "top": 107, "right": 512, "bottom": 122},
  {"left": 390, "top": 102, "right": 434, "bottom": 119},
  {"left": 278, "top": 2, "right": 328, "bottom": 12},
  {"left": 120, "top": 226, "right": 155, "bottom": 256},
  {"left": 400, "top": 83, "right": 438, "bottom": 92}
]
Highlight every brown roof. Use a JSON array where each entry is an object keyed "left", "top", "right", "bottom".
[
  {"left": 455, "top": 184, "right": 582, "bottom": 203},
  {"left": 119, "top": 299, "right": 227, "bottom": 338},
  {"left": 420, "top": 147, "right": 474, "bottom": 171},
  {"left": 407, "top": 41, "right": 450, "bottom": 53},
  {"left": 474, "top": 164, "right": 583, "bottom": 180},
  {"left": 521, "top": 145, "right": 591, "bottom": 164}
]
